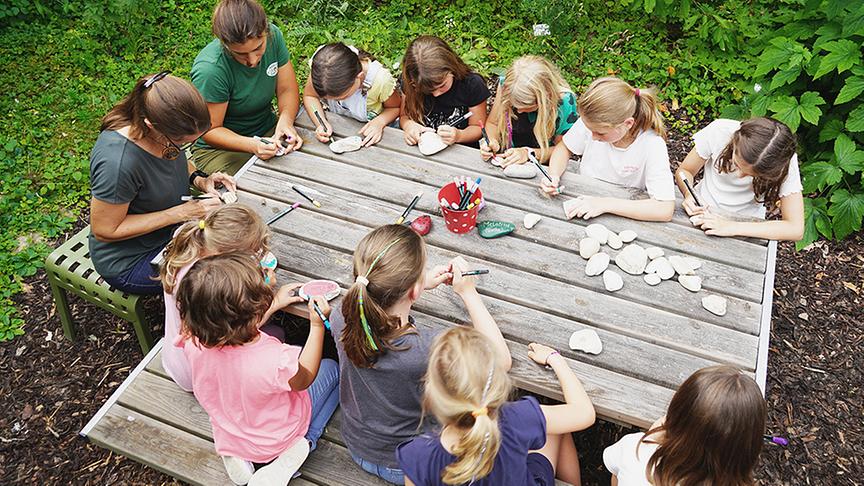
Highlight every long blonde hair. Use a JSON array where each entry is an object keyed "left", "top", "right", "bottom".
[
  {"left": 159, "top": 204, "right": 270, "bottom": 294},
  {"left": 494, "top": 56, "right": 571, "bottom": 154},
  {"left": 423, "top": 327, "right": 512, "bottom": 484},
  {"left": 578, "top": 76, "right": 667, "bottom": 140}
]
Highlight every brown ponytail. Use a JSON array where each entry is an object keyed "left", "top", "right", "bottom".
[
  {"left": 341, "top": 224, "right": 425, "bottom": 368},
  {"left": 101, "top": 74, "right": 210, "bottom": 141},
  {"left": 401, "top": 35, "right": 475, "bottom": 124},
  {"left": 212, "top": 0, "right": 269, "bottom": 46},
  {"left": 578, "top": 76, "right": 667, "bottom": 141},
  {"left": 311, "top": 43, "right": 374, "bottom": 98},
  {"left": 716, "top": 117, "right": 796, "bottom": 210}
]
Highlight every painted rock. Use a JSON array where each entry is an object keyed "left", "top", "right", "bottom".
[
  {"left": 410, "top": 215, "right": 432, "bottom": 236},
  {"left": 330, "top": 135, "right": 363, "bottom": 154},
  {"left": 503, "top": 163, "right": 538, "bottom": 179},
  {"left": 585, "top": 252, "right": 610, "bottom": 277},
  {"left": 645, "top": 257, "right": 675, "bottom": 280},
  {"left": 669, "top": 255, "right": 696, "bottom": 276},
  {"left": 418, "top": 132, "right": 448, "bottom": 155},
  {"left": 618, "top": 230, "right": 638, "bottom": 243},
  {"left": 523, "top": 213, "right": 542, "bottom": 229},
  {"left": 606, "top": 231, "right": 623, "bottom": 250},
  {"left": 477, "top": 220, "right": 515, "bottom": 239},
  {"left": 646, "top": 247, "right": 665, "bottom": 260},
  {"left": 602, "top": 270, "right": 624, "bottom": 292},
  {"left": 614, "top": 244, "right": 648, "bottom": 275},
  {"left": 585, "top": 223, "right": 609, "bottom": 244},
  {"left": 643, "top": 273, "right": 662, "bottom": 286},
  {"left": 569, "top": 329, "right": 603, "bottom": 355},
  {"left": 579, "top": 237, "right": 601, "bottom": 259},
  {"left": 299, "top": 280, "right": 341, "bottom": 301},
  {"left": 221, "top": 191, "right": 238, "bottom": 204},
  {"left": 702, "top": 295, "right": 727, "bottom": 316},
  {"left": 678, "top": 275, "right": 702, "bottom": 292}
]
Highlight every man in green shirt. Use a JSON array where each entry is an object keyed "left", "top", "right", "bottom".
[{"left": 190, "top": 0, "right": 303, "bottom": 175}]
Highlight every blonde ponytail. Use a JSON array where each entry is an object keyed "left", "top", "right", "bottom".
[{"left": 578, "top": 76, "right": 667, "bottom": 140}]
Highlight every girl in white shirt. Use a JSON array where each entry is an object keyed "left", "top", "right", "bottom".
[
  {"left": 676, "top": 117, "right": 804, "bottom": 241},
  {"left": 542, "top": 77, "right": 676, "bottom": 222},
  {"left": 604, "top": 365, "right": 766, "bottom": 486}
]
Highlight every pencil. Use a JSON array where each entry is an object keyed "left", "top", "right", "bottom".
[
  {"left": 266, "top": 202, "right": 301, "bottom": 225},
  {"left": 292, "top": 185, "right": 321, "bottom": 208},
  {"left": 396, "top": 192, "right": 423, "bottom": 225},
  {"left": 461, "top": 269, "right": 489, "bottom": 276},
  {"left": 679, "top": 173, "right": 702, "bottom": 207}
]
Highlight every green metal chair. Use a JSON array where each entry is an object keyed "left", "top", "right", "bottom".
[{"left": 45, "top": 225, "right": 154, "bottom": 354}]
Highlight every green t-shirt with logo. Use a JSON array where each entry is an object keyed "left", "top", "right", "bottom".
[{"left": 191, "top": 24, "right": 291, "bottom": 147}]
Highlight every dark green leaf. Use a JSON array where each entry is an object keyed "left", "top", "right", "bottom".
[
  {"left": 842, "top": 4, "right": 864, "bottom": 37},
  {"left": 834, "top": 134, "right": 864, "bottom": 173},
  {"left": 815, "top": 40, "right": 863, "bottom": 79},
  {"left": 769, "top": 95, "right": 801, "bottom": 131},
  {"left": 813, "top": 22, "right": 842, "bottom": 50},
  {"left": 802, "top": 161, "right": 843, "bottom": 192},
  {"left": 819, "top": 118, "right": 845, "bottom": 142},
  {"left": 836, "top": 76, "right": 864, "bottom": 104},
  {"left": 799, "top": 197, "right": 832, "bottom": 249},
  {"left": 828, "top": 189, "right": 864, "bottom": 239},
  {"left": 798, "top": 91, "right": 826, "bottom": 125},
  {"left": 770, "top": 66, "right": 801, "bottom": 90},
  {"left": 848, "top": 105, "right": 864, "bottom": 132}
]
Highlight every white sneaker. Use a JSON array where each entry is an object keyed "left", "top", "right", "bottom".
[
  {"left": 222, "top": 455, "right": 255, "bottom": 485},
  {"left": 248, "top": 439, "right": 311, "bottom": 486}
]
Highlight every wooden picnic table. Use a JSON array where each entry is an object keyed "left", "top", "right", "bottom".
[{"left": 237, "top": 112, "right": 777, "bottom": 429}]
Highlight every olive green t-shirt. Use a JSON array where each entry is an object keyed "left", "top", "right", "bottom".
[{"left": 191, "top": 24, "right": 291, "bottom": 147}]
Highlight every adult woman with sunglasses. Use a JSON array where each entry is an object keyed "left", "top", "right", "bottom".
[
  {"left": 189, "top": 0, "right": 303, "bottom": 176},
  {"left": 89, "top": 72, "right": 235, "bottom": 294}
]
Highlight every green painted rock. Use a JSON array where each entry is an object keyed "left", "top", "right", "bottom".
[{"left": 477, "top": 220, "right": 515, "bottom": 239}]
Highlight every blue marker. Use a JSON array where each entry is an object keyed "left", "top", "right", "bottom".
[
  {"left": 312, "top": 301, "right": 331, "bottom": 331},
  {"left": 458, "top": 177, "right": 482, "bottom": 210}
]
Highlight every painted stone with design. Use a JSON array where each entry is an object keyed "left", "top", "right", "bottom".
[{"left": 477, "top": 220, "right": 516, "bottom": 239}]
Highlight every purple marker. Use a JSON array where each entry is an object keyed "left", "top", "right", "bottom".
[
  {"left": 764, "top": 435, "right": 788, "bottom": 446},
  {"left": 266, "top": 202, "right": 301, "bottom": 225}
]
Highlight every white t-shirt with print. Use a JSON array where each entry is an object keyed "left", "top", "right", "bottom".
[
  {"left": 603, "top": 432, "right": 658, "bottom": 486},
  {"left": 563, "top": 118, "right": 676, "bottom": 201},
  {"left": 693, "top": 119, "right": 803, "bottom": 219}
]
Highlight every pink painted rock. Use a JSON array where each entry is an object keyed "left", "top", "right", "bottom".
[
  {"left": 410, "top": 215, "right": 432, "bottom": 236},
  {"left": 299, "top": 280, "right": 340, "bottom": 301}
]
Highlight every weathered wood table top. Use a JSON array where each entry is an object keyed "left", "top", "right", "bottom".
[{"left": 235, "top": 112, "right": 776, "bottom": 429}]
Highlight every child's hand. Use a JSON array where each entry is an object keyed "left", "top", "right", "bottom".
[
  {"left": 540, "top": 175, "right": 563, "bottom": 197},
  {"left": 436, "top": 125, "right": 458, "bottom": 146},
  {"left": 359, "top": 120, "right": 385, "bottom": 147},
  {"left": 564, "top": 196, "right": 609, "bottom": 220},
  {"left": 449, "top": 256, "right": 477, "bottom": 296},
  {"left": 691, "top": 211, "right": 736, "bottom": 236},
  {"left": 424, "top": 264, "right": 453, "bottom": 290},
  {"left": 307, "top": 295, "right": 330, "bottom": 328},
  {"left": 682, "top": 197, "right": 707, "bottom": 216},
  {"left": 404, "top": 121, "right": 434, "bottom": 146},
  {"left": 479, "top": 139, "right": 500, "bottom": 161},
  {"left": 501, "top": 147, "right": 529, "bottom": 167},
  {"left": 315, "top": 119, "right": 333, "bottom": 143},
  {"left": 528, "top": 343, "right": 560, "bottom": 366},
  {"left": 274, "top": 283, "right": 304, "bottom": 309}
]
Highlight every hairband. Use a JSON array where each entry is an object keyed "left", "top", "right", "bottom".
[
  {"left": 634, "top": 88, "right": 641, "bottom": 98},
  {"left": 357, "top": 237, "right": 403, "bottom": 351},
  {"left": 198, "top": 220, "right": 206, "bottom": 230},
  {"left": 471, "top": 407, "right": 488, "bottom": 418},
  {"left": 469, "top": 361, "right": 497, "bottom": 482}
]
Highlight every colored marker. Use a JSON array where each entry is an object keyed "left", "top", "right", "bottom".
[
  {"left": 396, "top": 192, "right": 423, "bottom": 224},
  {"left": 527, "top": 151, "right": 564, "bottom": 194},
  {"left": 479, "top": 120, "right": 491, "bottom": 147},
  {"left": 763, "top": 435, "right": 788, "bottom": 446},
  {"left": 458, "top": 177, "right": 482, "bottom": 210},
  {"left": 266, "top": 202, "right": 301, "bottom": 225},
  {"left": 292, "top": 185, "right": 321, "bottom": 208},
  {"left": 446, "top": 111, "right": 473, "bottom": 127},
  {"left": 313, "top": 111, "right": 331, "bottom": 142},
  {"left": 454, "top": 177, "right": 465, "bottom": 199},
  {"left": 312, "top": 301, "right": 331, "bottom": 331},
  {"left": 679, "top": 172, "right": 702, "bottom": 207},
  {"left": 180, "top": 195, "right": 217, "bottom": 201},
  {"left": 462, "top": 269, "right": 489, "bottom": 276}
]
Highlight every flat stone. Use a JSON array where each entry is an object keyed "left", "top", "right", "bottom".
[
  {"left": 418, "top": 132, "right": 448, "bottom": 155},
  {"left": 503, "top": 163, "right": 538, "bottom": 179},
  {"left": 602, "top": 270, "right": 624, "bottom": 292},
  {"left": 569, "top": 329, "right": 603, "bottom": 355},
  {"left": 678, "top": 275, "right": 702, "bottom": 292},
  {"left": 614, "top": 244, "right": 648, "bottom": 275},
  {"left": 490, "top": 156, "right": 504, "bottom": 167},
  {"left": 585, "top": 253, "right": 610, "bottom": 277},
  {"left": 618, "top": 230, "right": 637, "bottom": 243},
  {"left": 523, "top": 213, "right": 542, "bottom": 229},
  {"left": 702, "top": 295, "right": 728, "bottom": 316},
  {"left": 685, "top": 257, "right": 702, "bottom": 270},
  {"left": 477, "top": 220, "right": 515, "bottom": 239},
  {"left": 585, "top": 224, "right": 609, "bottom": 244},
  {"left": 606, "top": 232, "right": 623, "bottom": 250},
  {"left": 579, "top": 237, "right": 601, "bottom": 259},
  {"left": 330, "top": 135, "right": 363, "bottom": 154},
  {"left": 643, "top": 273, "right": 662, "bottom": 286},
  {"left": 562, "top": 199, "right": 580, "bottom": 219},
  {"left": 645, "top": 257, "right": 675, "bottom": 280},
  {"left": 410, "top": 215, "right": 432, "bottom": 236},
  {"left": 221, "top": 191, "right": 238, "bottom": 204},
  {"left": 646, "top": 247, "right": 665, "bottom": 260},
  {"left": 669, "top": 255, "right": 696, "bottom": 276}
]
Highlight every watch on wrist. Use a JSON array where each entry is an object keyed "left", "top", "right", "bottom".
[{"left": 189, "top": 169, "right": 209, "bottom": 187}]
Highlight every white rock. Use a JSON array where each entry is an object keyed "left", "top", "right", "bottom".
[
  {"left": 503, "top": 163, "right": 538, "bottom": 179},
  {"left": 585, "top": 224, "right": 609, "bottom": 244},
  {"left": 490, "top": 155, "right": 504, "bottom": 167},
  {"left": 569, "top": 329, "right": 603, "bottom": 355},
  {"left": 685, "top": 257, "right": 702, "bottom": 270},
  {"left": 614, "top": 244, "right": 648, "bottom": 275},
  {"left": 606, "top": 232, "right": 623, "bottom": 250},
  {"left": 646, "top": 247, "right": 665, "bottom": 260},
  {"left": 330, "top": 135, "right": 363, "bottom": 154},
  {"left": 618, "top": 230, "right": 637, "bottom": 243},
  {"left": 523, "top": 213, "right": 542, "bottom": 229},
  {"left": 585, "top": 253, "right": 610, "bottom": 277},
  {"left": 645, "top": 257, "right": 675, "bottom": 280},
  {"left": 221, "top": 191, "right": 238, "bottom": 204},
  {"left": 678, "top": 275, "right": 702, "bottom": 292},
  {"left": 643, "top": 273, "right": 662, "bottom": 286},
  {"left": 417, "top": 132, "right": 448, "bottom": 155},
  {"left": 669, "top": 255, "right": 696, "bottom": 276},
  {"left": 562, "top": 198, "right": 580, "bottom": 219},
  {"left": 602, "top": 270, "right": 624, "bottom": 292},
  {"left": 579, "top": 238, "right": 601, "bottom": 260},
  {"left": 701, "top": 295, "right": 727, "bottom": 316}
]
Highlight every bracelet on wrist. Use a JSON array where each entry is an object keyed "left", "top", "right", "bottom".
[{"left": 189, "top": 169, "right": 209, "bottom": 188}]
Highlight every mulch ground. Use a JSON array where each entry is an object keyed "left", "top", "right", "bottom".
[{"left": 2, "top": 115, "right": 862, "bottom": 484}]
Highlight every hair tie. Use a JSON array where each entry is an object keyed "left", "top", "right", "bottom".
[
  {"left": 634, "top": 88, "right": 641, "bottom": 98},
  {"left": 471, "top": 407, "right": 488, "bottom": 418},
  {"left": 198, "top": 220, "right": 206, "bottom": 230},
  {"left": 355, "top": 275, "right": 369, "bottom": 286}
]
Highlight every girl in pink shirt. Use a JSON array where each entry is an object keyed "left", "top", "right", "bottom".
[{"left": 176, "top": 253, "right": 339, "bottom": 486}]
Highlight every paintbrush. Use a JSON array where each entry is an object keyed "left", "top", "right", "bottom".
[
  {"left": 461, "top": 269, "right": 489, "bottom": 276},
  {"left": 396, "top": 192, "right": 423, "bottom": 224},
  {"left": 313, "top": 110, "right": 332, "bottom": 143},
  {"left": 266, "top": 202, "right": 301, "bottom": 225},
  {"left": 678, "top": 172, "right": 702, "bottom": 207},
  {"left": 527, "top": 151, "right": 564, "bottom": 194},
  {"left": 292, "top": 185, "right": 322, "bottom": 208}
]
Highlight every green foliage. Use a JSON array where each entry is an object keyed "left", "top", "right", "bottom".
[{"left": 735, "top": 0, "right": 864, "bottom": 249}]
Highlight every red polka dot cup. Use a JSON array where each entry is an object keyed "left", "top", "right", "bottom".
[{"left": 438, "top": 182, "right": 483, "bottom": 234}]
